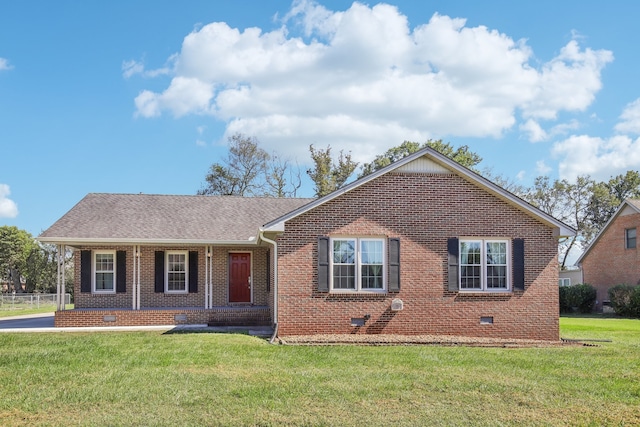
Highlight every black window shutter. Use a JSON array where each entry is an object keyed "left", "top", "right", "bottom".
[
  {"left": 154, "top": 251, "right": 165, "bottom": 293},
  {"left": 388, "top": 238, "right": 400, "bottom": 292},
  {"left": 317, "top": 236, "right": 330, "bottom": 292},
  {"left": 80, "top": 250, "right": 92, "bottom": 293},
  {"left": 447, "top": 238, "right": 459, "bottom": 291},
  {"left": 512, "top": 238, "right": 525, "bottom": 290},
  {"left": 116, "top": 251, "right": 127, "bottom": 293},
  {"left": 188, "top": 251, "right": 198, "bottom": 293}
]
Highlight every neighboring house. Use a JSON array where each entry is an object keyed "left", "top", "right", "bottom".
[
  {"left": 559, "top": 267, "right": 583, "bottom": 287},
  {"left": 39, "top": 147, "right": 574, "bottom": 341},
  {"left": 577, "top": 199, "right": 640, "bottom": 311}
]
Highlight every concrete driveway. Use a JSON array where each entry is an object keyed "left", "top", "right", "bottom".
[{"left": 0, "top": 313, "right": 55, "bottom": 330}]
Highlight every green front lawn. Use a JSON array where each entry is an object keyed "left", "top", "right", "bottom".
[
  {"left": 0, "top": 304, "right": 73, "bottom": 318},
  {"left": 0, "top": 316, "right": 638, "bottom": 426}
]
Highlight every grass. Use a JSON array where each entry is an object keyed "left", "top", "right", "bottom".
[
  {"left": 0, "top": 304, "right": 73, "bottom": 318},
  {"left": 0, "top": 316, "right": 638, "bottom": 426}
]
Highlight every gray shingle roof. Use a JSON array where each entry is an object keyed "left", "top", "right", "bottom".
[{"left": 39, "top": 193, "right": 315, "bottom": 244}]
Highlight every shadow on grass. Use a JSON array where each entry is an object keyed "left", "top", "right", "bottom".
[{"left": 560, "top": 312, "right": 629, "bottom": 319}]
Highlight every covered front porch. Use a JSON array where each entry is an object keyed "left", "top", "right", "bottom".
[{"left": 54, "top": 306, "right": 272, "bottom": 328}]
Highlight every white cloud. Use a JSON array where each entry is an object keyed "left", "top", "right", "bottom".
[
  {"left": 552, "top": 100, "right": 640, "bottom": 182},
  {"left": 520, "top": 119, "right": 547, "bottom": 142},
  {"left": 0, "top": 57, "right": 13, "bottom": 71},
  {"left": 132, "top": 1, "right": 613, "bottom": 162},
  {"left": 553, "top": 134, "right": 640, "bottom": 182},
  {"left": 122, "top": 58, "right": 173, "bottom": 79},
  {"left": 122, "top": 59, "right": 145, "bottom": 79},
  {"left": 521, "top": 118, "right": 583, "bottom": 143},
  {"left": 522, "top": 40, "right": 613, "bottom": 120},
  {"left": 535, "top": 160, "right": 552, "bottom": 175},
  {"left": 0, "top": 184, "right": 18, "bottom": 218},
  {"left": 615, "top": 98, "right": 640, "bottom": 135},
  {"left": 134, "top": 77, "right": 214, "bottom": 118}
]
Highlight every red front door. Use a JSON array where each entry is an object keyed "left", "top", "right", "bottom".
[{"left": 229, "top": 253, "right": 251, "bottom": 303}]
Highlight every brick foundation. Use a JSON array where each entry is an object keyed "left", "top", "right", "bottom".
[{"left": 54, "top": 306, "right": 271, "bottom": 328}]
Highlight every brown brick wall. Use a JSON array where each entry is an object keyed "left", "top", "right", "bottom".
[
  {"left": 276, "top": 172, "right": 560, "bottom": 341},
  {"left": 582, "top": 212, "right": 640, "bottom": 310},
  {"left": 54, "top": 307, "right": 270, "bottom": 327},
  {"left": 73, "top": 245, "right": 271, "bottom": 311}
]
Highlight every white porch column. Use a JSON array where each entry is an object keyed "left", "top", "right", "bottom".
[
  {"left": 205, "top": 246, "right": 213, "bottom": 309},
  {"left": 56, "top": 244, "right": 66, "bottom": 311},
  {"left": 132, "top": 245, "right": 141, "bottom": 310},
  {"left": 132, "top": 245, "right": 137, "bottom": 310},
  {"left": 136, "top": 246, "right": 141, "bottom": 310}
]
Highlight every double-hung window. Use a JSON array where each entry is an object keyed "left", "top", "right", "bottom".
[
  {"left": 459, "top": 239, "right": 509, "bottom": 291},
  {"left": 94, "top": 251, "right": 116, "bottom": 293},
  {"left": 331, "top": 238, "right": 385, "bottom": 291},
  {"left": 626, "top": 228, "right": 636, "bottom": 249},
  {"left": 166, "top": 251, "right": 188, "bottom": 293}
]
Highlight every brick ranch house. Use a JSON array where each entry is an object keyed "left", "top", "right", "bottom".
[
  {"left": 39, "top": 146, "right": 574, "bottom": 341},
  {"left": 577, "top": 199, "right": 640, "bottom": 311}
]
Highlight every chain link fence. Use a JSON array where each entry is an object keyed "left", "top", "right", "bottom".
[{"left": 0, "top": 293, "right": 71, "bottom": 311}]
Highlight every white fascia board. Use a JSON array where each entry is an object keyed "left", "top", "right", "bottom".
[{"left": 262, "top": 221, "right": 286, "bottom": 233}]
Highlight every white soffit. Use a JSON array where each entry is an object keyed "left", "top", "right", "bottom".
[{"left": 396, "top": 156, "right": 450, "bottom": 174}]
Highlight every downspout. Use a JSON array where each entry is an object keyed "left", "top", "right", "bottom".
[{"left": 258, "top": 230, "right": 279, "bottom": 344}]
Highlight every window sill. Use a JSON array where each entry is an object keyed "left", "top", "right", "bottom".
[
  {"left": 457, "top": 290, "right": 512, "bottom": 295},
  {"left": 330, "top": 289, "right": 387, "bottom": 294}
]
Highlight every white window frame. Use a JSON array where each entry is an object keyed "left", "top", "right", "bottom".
[
  {"left": 330, "top": 237, "right": 386, "bottom": 293},
  {"left": 165, "top": 251, "right": 188, "bottom": 294},
  {"left": 559, "top": 278, "right": 571, "bottom": 287},
  {"left": 459, "top": 239, "right": 510, "bottom": 292},
  {"left": 93, "top": 250, "right": 116, "bottom": 294}
]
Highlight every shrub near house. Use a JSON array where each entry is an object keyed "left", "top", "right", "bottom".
[
  {"left": 608, "top": 284, "right": 640, "bottom": 317},
  {"left": 559, "top": 283, "right": 597, "bottom": 314}
]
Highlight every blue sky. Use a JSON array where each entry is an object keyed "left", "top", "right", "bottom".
[{"left": 2, "top": 0, "right": 640, "bottom": 237}]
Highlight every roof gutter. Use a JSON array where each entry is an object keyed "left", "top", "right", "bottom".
[
  {"left": 37, "top": 237, "right": 261, "bottom": 246},
  {"left": 258, "top": 230, "right": 279, "bottom": 344}
]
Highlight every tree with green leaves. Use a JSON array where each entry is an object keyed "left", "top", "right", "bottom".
[
  {"left": 23, "top": 243, "right": 73, "bottom": 294},
  {"left": 265, "top": 154, "right": 302, "bottom": 198},
  {"left": 0, "top": 226, "right": 36, "bottom": 293},
  {"left": 426, "top": 140, "right": 483, "bottom": 170},
  {"left": 199, "top": 133, "right": 270, "bottom": 196},
  {"left": 523, "top": 175, "right": 595, "bottom": 269},
  {"left": 358, "top": 140, "right": 482, "bottom": 178},
  {"left": 307, "top": 145, "right": 358, "bottom": 197},
  {"left": 585, "top": 170, "right": 640, "bottom": 242},
  {"left": 198, "top": 133, "right": 301, "bottom": 197}
]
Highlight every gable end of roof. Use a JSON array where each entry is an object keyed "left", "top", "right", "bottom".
[{"left": 263, "top": 146, "right": 576, "bottom": 237}]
